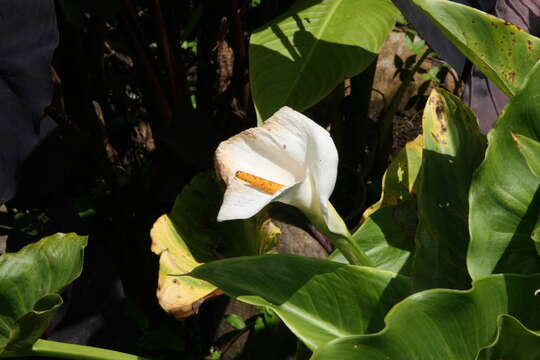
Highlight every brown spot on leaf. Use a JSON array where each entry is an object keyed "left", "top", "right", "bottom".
[
  {"left": 432, "top": 96, "right": 445, "bottom": 123},
  {"left": 508, "top": 72, "right": 516, "bottom": 83},
  {"left": 440, "top": 121, "right": 447, "bottom": 134},
  {"left": 528, "top": 40, "right": 533, "bottom": 51},
  {"left": 490, "top": 21, "right": 498, "bottom": 28},
  {"left": 504, "top": 20, "right": 525, "bottom": 32},
  {"left": 431, "top": 132, "right": 442, "bottom": 144}
]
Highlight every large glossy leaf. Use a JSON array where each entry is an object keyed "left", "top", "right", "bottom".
[
  {"left": 476, "top": 315, "right": 540, "bottom": 360},
  {"left": 250, "top": 0, "right": 399, "bottom": 121},
  {"left": 0, "top": 233, "right": 86, "bottom": 356},
  {"left": 190, "top": 254, "right": 411, "bottom": 351},
  {"left": 312, "top": 274, "right": 540, "bottom": 359},
  {"left": 330, "top": 136, "right": 422, "bottom": 273},
  {"left": 468, "top": 61, "right": 540, "bottom": 279},
  {"left": 407, "top": 0, "right": 540, "bottom": 97},
  {"left": 413, "top": 89, "right": 486, "bottom": 290},
  {"left": 151, "top": 172, "right": 280, "bottom": 319}
]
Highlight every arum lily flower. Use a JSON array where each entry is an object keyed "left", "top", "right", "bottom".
[{"left": 214, "top": 106, "right": 373, "bottom": 266}]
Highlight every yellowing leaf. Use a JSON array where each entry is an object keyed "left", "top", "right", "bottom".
[{"left": 151, "top": 173, "right": 280, "bottom": 319}]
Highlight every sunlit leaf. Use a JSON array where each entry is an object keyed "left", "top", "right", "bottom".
[
  {"left": 312, "top": 274, "right": 540, "bottom": 359},
  {"left": 407, "top": 0, "right": 540, "bottom": 96},
  {"left": 329, "top": 136, "right": 422, "bottom": 274},
  {"left": 330, "top": 202, "right": 416, "bottom": 275},
  {"left": 250, "top": 0, "right": 399, "bottom": 121},
  {"left": 191, "top": 254, "right": 411, "bottom": 351},
  {"left": 362, "top": 135, "right": 422, "bottom": 219},
  {"left": 0, "top": 233, "right": 86, "bottom": 356},
  {"left": 413, "top": 89, "right": 486, "bottom": 290},
  {"left": 468, "top": 61, "right": 540, "bottom": 279}
]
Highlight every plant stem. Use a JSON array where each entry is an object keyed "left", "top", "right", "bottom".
[
  {"left": 21, "top": 339, "right": 149, "bottom": 360},
  {"left": 307, "top": 204, "right": 374, "bottom": 267},
  {"left": 329, "top": 232, "right": 374, "bottom": 267}
]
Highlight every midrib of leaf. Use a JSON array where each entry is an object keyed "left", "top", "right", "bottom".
[
  {"left": 280, "top": 0, "right": 342, "bottom": 108},
  {"left": 278, "top": 300, "right": 354, "bottom": 348}
]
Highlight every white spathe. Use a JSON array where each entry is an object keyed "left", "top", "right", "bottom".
[{"left": 215, "top": 106, "right": 341, "bottom": 232}]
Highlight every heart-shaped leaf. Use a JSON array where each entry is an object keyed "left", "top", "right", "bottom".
[
  {"left": 312, "top": 274, "right": 540, "bottom": 359},
  {"left": 190, "top": 254, "right": 411, "bottom": 351},
  {"left": 0, "top": 233, "right": 86, "bottom": 356},
  {"left": 468, "top": 61, "right": 540, "bottom": 279},
  {"left": 250, "top": 0, "right": 399, "bottom": 121}
]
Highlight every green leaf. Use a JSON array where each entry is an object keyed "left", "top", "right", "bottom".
[
  {"left": 477, "top": 315, "right": 540, "bottom": 360},
  {"left": 312, "top": 274, "right": 540, "bottom": 359},
  {"left": 407, "top": 0, "right": 540, "bottom": 96},
  {"left": 151, "top": 172, "right": 280, "bottom": 319},
  {"left": 224, "top": 314, "right": 247, "bottom": 330},
  {"left": 190, "top": 254, "right": 411, "bottom": 351},
  {"left": 513, "top": 134, "right": 540, "bottom": 257},
  {"left": 329, "top": 136, "right": 422, "bottom": 273},
  {"left": 250, "top": 0, "right": 399, "bottom": 121},
  {"left": 513, "top": 133, "right": 540, "bottom": 179},
  {"left": 468, "top": 61, "right": 540, "bottom": 279},
  {"left": 0, "top": 233, "right": 87, "bottom": 356},
  {"left": 363, "top": 135, "right": 423, "bottom": 219},
  {"left": 413, "top": 89, "right": 486, "bottom": 290},
  {"left": 330, "top": 202, "right": 416, "bottom": 275}
]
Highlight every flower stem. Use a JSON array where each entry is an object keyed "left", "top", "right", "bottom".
[
  {"left": 308, "top": 203, "right": 374, "bottom": 267},
  {"left": 16, "top": 339, "right": 149, "bottom": 360},
  {"left": 329, "top": 232, "right": 374, "bottom": 267}
]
